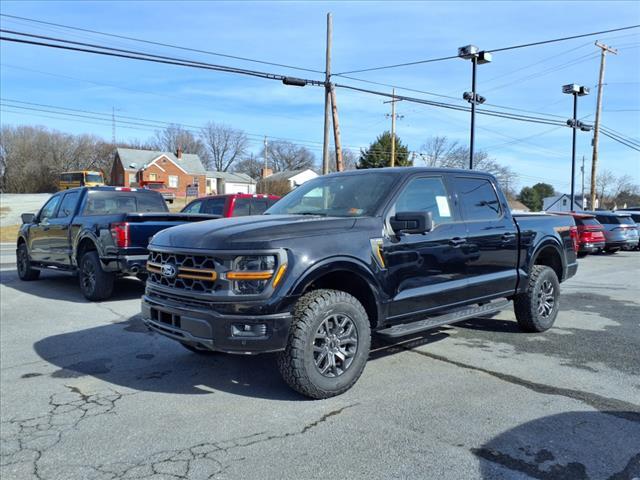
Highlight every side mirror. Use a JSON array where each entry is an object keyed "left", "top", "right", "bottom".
[
  {"left": 390, "top": 211, "right": 433, "bottom": 235},
  {"left": 21, "top": 213, "right": 36, "bottom": 224}
]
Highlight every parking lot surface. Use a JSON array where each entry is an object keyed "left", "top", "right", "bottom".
[{"left": 1, "top": 252, "right": 639, "bottom": 480}]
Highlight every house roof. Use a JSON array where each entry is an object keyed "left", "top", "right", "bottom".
[
  {"left": 116, "top": 148, "right": 206, "bottom": 175},
  {"left": 263, "top": 169, "right": 317, "bottom": 182},
  {"left": 206, "top": 171, "right": 255, "bottom": 184},
  {"left": 543, "top": 194, "right": 584, "bottom": 210},
  {"left": 508, "top": 199, "right": 530, "bottom": 212}
]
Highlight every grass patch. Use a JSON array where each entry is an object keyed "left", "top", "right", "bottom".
[{"left": 0, "top": 224, "right": 20, "bottom": 243}]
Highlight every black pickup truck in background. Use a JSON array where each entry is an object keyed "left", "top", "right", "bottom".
[
  {"left": 141, "top": 168, "right": 578, "bottom": 399},
  {"left": 17, "top": 187, "right": 216, "bottom": 300}
]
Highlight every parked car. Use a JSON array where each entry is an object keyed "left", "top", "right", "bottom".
[
  {"left": 550, "top": 212, "right": 606, "bottom": 257},
  {"left": 181, "top": 193, "right": 281, "bottom": 217},
  {"left": 140, "top": 180, "right": 176, "bottom": 204},
  {"left": 587, "top": 211, "right": 639, "bottom": 252},
  {"left": 615, "top": 210, "right": 640, "bottom": 251},
  {"left": 16, "top": 187, "right": 216, "bottom": 300},
  {"left": 140, "top": 168, "right": 578, "bottom": 399}
]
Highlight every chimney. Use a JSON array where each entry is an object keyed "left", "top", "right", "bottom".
[
  {"left": 176, "top": 147, "right": 183, "bottom": 160},
  {"left": 261, "top": 167, "right": 273, "bottom": 178}
]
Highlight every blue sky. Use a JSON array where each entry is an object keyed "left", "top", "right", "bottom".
[{"left": 1, "top": 0, "right": 639, "bottom": 191}]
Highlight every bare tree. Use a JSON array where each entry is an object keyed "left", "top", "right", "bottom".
[
  {"left": 419, "top": 136, "right": 517, "bottom": 196},
  {"left": 259, "top": 140, "right": 316, "bottom": 172},
  {"left": 233, "top": 153, "right": 262, "bottom": 179},
  {"left": 200, "top": 122, "right": 248, "bottom": 172},
  {"left": 151, "top": 124, "right": 210, "bottom": 165},
  {"left": 327, "top": 148, "right": 357, "bottom": 172}
]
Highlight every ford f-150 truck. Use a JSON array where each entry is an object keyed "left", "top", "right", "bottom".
[
  {"left": 141, "top": 168, "right": 578, "bottom": 399},
  {"left": 17, "top": 186, "right": 215, "bottom": 300}
]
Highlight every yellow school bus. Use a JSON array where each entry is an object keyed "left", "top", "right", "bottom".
[{"left": 59, "top": 171, "right": 105, "bottom": 190}]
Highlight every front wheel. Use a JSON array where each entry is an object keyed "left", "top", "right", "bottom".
[
  {"left": 17, "top": 243, "right": 40, "bottom": 281},
  {"left": 277, "top": 289, "right": 371, "bottom": 399},
  {"left": 78, "top": 251, "right": 115, "bottom": 301},
  {"left": 514, "top": 265, "right": 560, "bottom": 333}
]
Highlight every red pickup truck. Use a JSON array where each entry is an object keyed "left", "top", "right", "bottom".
[{"left": 181, "top": 193, "right": 280, "bottom": 217}]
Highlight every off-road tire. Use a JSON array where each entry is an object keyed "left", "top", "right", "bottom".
[
  {"left": 514, "top": 265, "right": 560, "bottom": 333},
  {"left": 17, "top": 243, "right": 40, "bottom": 281},
  {"left": 79, "top": 251, "right": 115, "bottom": 301},
  {"left": 277, "top": 289, "right": 371, "bottom": 399},
  {"left": 180, "top": 342, "right": 216, "bottom": 355}
]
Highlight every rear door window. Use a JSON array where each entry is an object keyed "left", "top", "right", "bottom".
[
  {"left": 453, "top": 177, "right": 502, "bottom": 221},
  {"left": 233, "top": 198, "right": 251, "bottom": 216},
  {"left": 204, "top": 198, "right": 226, "bottom": 216},
  {"left": 250, "top": 199, "right": 269, "bottom": 215}
]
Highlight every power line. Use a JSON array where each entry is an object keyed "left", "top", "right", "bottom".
[
  {"left": 335, "top": 24, "right": 640, "bottom": 75},
  {"left": 0, "top": 13, "right": 323, "bottom": 74},
  {"left": 600, "top": 130, "right": 640, "bottom": 151}
]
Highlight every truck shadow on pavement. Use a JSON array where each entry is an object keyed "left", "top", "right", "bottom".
[
  {"left": 30, "top": 311, "right": 459, "bottom": 401},
  {"left": 0, "top": 269, "right": 146, "bottom": 302},
  {"left": 472, "top": 411, "right": 640, "bottom": 479}
]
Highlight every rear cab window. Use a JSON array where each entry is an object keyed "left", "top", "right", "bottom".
[
  {"left": 232, "top": 198, "right": 251, "bottom": 216},
  {"left": 82, "top": 191, "right": 168, "bottom": 215}
]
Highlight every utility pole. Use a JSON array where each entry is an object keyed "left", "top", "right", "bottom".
[
  {"left": 590, "top": 41, "right": 617, "bottom": 210},
  {"left": 329, "top": 85, "right": 344, "bottom": 171},
  {"left": 384, "top": 88, "right": 403, "bottom": 167},
  {"left": 581, "top": 155, "right": 585, "bottom": 209},
  {"left": 322, "top": 13, "right": 332, "bottom": 175}
]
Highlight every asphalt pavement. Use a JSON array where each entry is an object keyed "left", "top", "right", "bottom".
[{"left": 1, "top": 252, "right": 639, "bottom": 479}]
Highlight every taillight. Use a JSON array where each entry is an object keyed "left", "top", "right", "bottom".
[
  {"left": 110, "top": 222, "right": 130, "bottom": 248},
  {"left": 570, "top": 226, "right": 579, "bottom": 253}
]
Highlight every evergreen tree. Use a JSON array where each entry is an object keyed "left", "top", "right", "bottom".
[{"left": 357, "top": 131, "right": 412, "bottom": 168}]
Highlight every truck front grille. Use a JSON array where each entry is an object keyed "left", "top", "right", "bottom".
[{"left": 147, "top": 250, "right": 220, "bottom": 293}]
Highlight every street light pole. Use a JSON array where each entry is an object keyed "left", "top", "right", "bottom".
[
  {"left": 570, "top": 92, "right": 578, "bottom": 211},
  {"left": 458, "top": 45, "right": 491, "bottom": 170},
  {"left": 469, "top": 56, "right": 477, "bottom": 170}
]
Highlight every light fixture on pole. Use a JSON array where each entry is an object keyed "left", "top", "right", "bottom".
[
  {"left": 562, "top": 83, "right": 591, "bottom": 211},
  {"left": 458, "top": 45, "right": 492, "bottom": 169}
]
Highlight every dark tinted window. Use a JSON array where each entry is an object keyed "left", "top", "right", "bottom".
[
  {"left": 182, "top": 200, "right": 204, "bottom": 213},
  {"left": 85, "top": 173, "right": 103, "bottom": 183},
  {"left": 251, "top": 199, "right": 269, "bottom": 215},
  {"left": 454, "top": 177, "right": 501, "bottom": 221},
  {"left": 596, "top": 215, "right": 632, "bottom": 225},
  {"left": 392, "top": 177, "right": 453, "bottom": 224},
  {"left": 57, "top": 191, "right": 80, "bottom": 218},
  {"left": 578, "top": 217, "right": 601, "bottom": 227},
  {"left": 233, "top": 198, "right": 251, "bottom": 216},
  {"left": 204, "top": 198, "right": 226, "bottom": 216},
  {"left": 40, "top": 195, "right": 61, "bottom": 220},
  {"left": 83, "top": 192, "right": 167, "bottom": 215}
]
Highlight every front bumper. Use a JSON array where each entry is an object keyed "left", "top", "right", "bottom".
[{"left": 141, "top": 294, "right": 292, "bottom": 354}]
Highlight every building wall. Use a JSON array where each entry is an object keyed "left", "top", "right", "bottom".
[
  {"left": 110, "top": 156, "right": 125, "bottom": 186},
  {"left": 139, "top": 156, "right": 206, "bottom": 196}
]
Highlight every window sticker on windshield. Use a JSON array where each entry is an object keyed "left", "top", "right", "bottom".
[{"left": 436, "top": 196, "right": 451, "bottom": 217}]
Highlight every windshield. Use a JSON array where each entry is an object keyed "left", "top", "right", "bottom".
[
  {"left": 265, "top": 172, "right": 397, "bottom": 217},
  {"left": 85, "top": 173, "right": 104, "bottom": 183}
]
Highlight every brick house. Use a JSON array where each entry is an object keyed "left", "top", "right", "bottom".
[{"left": 110, "top": 148, "right": 207, "bottom": 196}]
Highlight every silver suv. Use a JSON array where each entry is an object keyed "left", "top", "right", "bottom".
[{"left": 590, "top": 211, "right": 639, "bottom": 252}]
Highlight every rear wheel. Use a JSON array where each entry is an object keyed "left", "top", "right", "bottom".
[
  {"left": 17, "top": 243, "right": 40, "bottom": 281},
  {"left": 514, "top": 265, "right": 560, "bottom": 333},
  {"left": 277, "top": 289, "right": 371, "bottom": 399},
  {"left": 79, "top": 251, "right": 115, "bottom": 301}
]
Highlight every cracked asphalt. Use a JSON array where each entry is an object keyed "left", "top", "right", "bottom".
[{"left": 1, "top": 252, "right": 639, "bottom": 479}]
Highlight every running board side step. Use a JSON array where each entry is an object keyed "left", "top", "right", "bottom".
[{"left": 376, "top": 300, "right": 511, "bottom": 338}]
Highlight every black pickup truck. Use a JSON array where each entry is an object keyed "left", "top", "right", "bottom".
[
  {"left": 141, "top": 168, "right": 578, "bottom": 398},
  {"left": 17, "top": 186, "right": 215, "bottom": 300}
]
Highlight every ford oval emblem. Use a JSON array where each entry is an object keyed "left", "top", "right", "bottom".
[{"left": 161, "top": 263, "right": 177, "bottom": 279}]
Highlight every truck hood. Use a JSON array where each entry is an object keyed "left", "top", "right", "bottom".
[{"left": 149, "top": 214, "right": 359, "bottom": 250}]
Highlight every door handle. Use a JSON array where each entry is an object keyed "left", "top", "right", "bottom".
[
  {"left": 449, "top": 237, "right": 466, "bottom": 247},
  {"left": 501, "top": 233, "right": 516, "bottom": 241}
]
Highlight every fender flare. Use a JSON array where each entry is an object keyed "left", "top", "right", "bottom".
[
  {"left": 289, "top": 256, "right": 385, "bottom": 327},
  {"left": 529, "top": 236, "right": 565, "bottom": 279},
  {"left": 73, "top": 230, "right": 104, "bottom": 265}
]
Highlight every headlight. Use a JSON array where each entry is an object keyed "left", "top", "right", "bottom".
[{"left": 228, "top": 255, "right": 276, "bottom": 294}]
